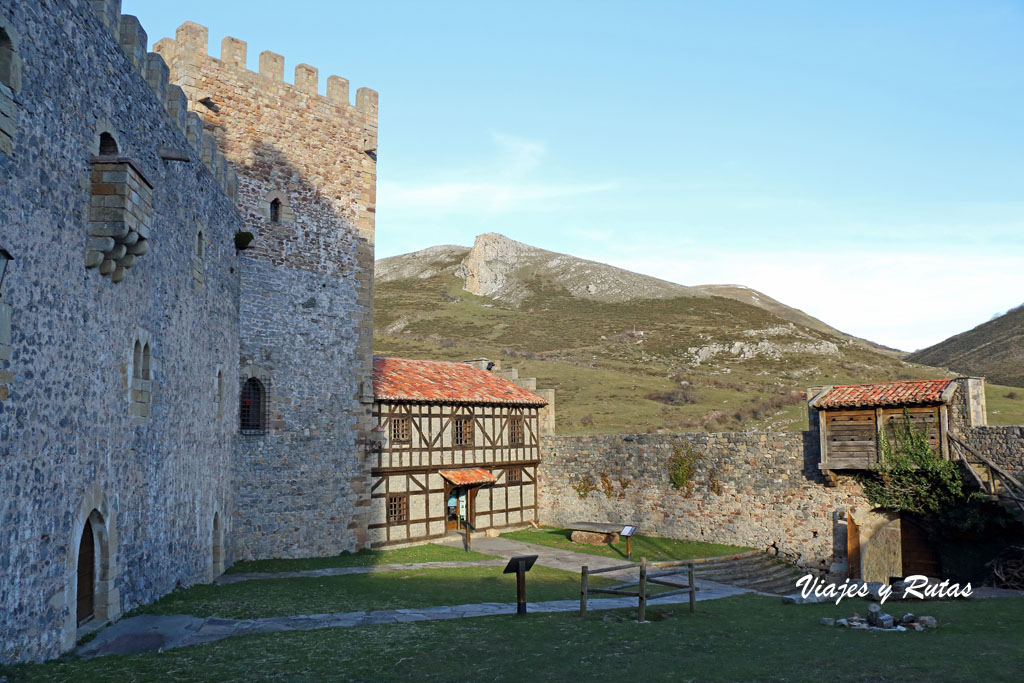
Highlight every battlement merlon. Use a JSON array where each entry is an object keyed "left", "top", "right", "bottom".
[
  {"left": 87, "top": 1, "right": 239, "bottom": 203},
  {"left": 155, "top": 21, "right": 379, "bottom": 116}
]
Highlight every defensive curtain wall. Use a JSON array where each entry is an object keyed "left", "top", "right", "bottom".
[
  {"left": 0, "top": 1, "right": 242, "bottom": 663},
  {"left": 538, "top": 401, "right": 1024, "bottom": 575},
  {"left": 539, "top": 431, "right": 867, "bottom": 573},
  {"left": 155, "top": 23, "right": 378, "bottom": 560}
]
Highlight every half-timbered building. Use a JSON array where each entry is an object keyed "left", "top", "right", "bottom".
[{"left": 370, "top": 356, "right": 548, "bottom": 546}]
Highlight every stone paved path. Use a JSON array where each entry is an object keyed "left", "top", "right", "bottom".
[
  {"left": 216, "top": 559, "right": 507, "bottom": 585},
  {"left": 75, "top": 537, "right": 752, "bottom": 660},
  {"left": 440, "top": 535, "right": 641, "bottom": 576},
  {"left": 75, "top": 584, "right": 750, "bottom": 659}
]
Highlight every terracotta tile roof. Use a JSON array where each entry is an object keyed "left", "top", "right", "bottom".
[
  {"left": 373, "top": 356, "right": 547, "bottom": 406},
  {"left": 812, "top": 379, "right": 956, "bottom": 410},
  {"left": 439, "top": 468, "right": 498, "bottom": 486}
]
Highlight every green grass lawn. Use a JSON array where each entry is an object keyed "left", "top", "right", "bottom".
[
  {"left": 129, "top": 565, "right": 613, "bottom": 620},
  {"left": 10, "top": 594, "right": 1023, "bottom": 681},
  {"left": 986, "top": 383, "right": 1024, "bottom": 426},
  {"left": 225, "top": 543, "right": 495, "bottom": 574},
  {"left": 503, "top": 527, "right": 751, "bottom": 562}
]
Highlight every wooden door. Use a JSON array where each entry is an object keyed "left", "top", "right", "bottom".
[
  {"left": 445, "top": 484, "right": 458, "bottom": 530},
  {"left": 901, "top": 517, "right": 942, "bottom": 578},
  {"left": 847, "top": 513, "right": 861, "bottom": 579},
  {"left": 77, "top": 520, "right": 95, "bottom": 626}
]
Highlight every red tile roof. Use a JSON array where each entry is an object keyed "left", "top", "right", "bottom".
[
  {"left": 373, "top": 356, "right": 547, "bottom": 406},
  {"left": 439, "top": 468, "right": 498, "bottom": 486},
  {"left": 812, "top": 379, "right": 955, "bottom": 409}
]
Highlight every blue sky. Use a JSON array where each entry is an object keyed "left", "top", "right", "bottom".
[{"left": 124, "top": 0, "right": 1024, "bottom": 352}]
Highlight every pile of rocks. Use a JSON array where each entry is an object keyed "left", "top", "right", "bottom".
[{"left": 821, "top": 603, "right": 938, "bottom": 632}]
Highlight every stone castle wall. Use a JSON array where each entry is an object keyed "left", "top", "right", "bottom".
[
  {"left": 539, "top": 432, "right": 868, "bottom": 572},
  {"left": 0, "top": 1, "right": 242, "bottom": 663},
  {"left": 155, "top": 23, "right": 378, "bottom": 558}
]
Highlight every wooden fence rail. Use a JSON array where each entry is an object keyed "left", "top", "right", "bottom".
[{"left": 580, "top": 557, "right": 697, "bottom": 622}]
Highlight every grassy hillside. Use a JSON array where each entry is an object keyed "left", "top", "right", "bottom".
[
  {"left": 374, "top": 250, "right": 1024, "bottom": 434},
  {"left": 908, "top": 304, "right": 1024, "bottom": 387}
]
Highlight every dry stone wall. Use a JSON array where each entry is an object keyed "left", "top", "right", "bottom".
[
  {"left": 539, "top": 432, "right": 868, "bottom": 572},
  {"left": 0, "top": 0, "right": 241, "bottom": 664},
  {"left": 155, "top": 22, "right": 378, "bottom": 558},
  {"left": 963, "top": 426, "right": 1024, "bottom": 475}
]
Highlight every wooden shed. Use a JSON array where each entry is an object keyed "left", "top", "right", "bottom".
[
  {"left": 808, "top": 379, "right": 959, "bottom": 485},
  {"left": 369, "top": 356, "right": 548, "bottom": 547}
]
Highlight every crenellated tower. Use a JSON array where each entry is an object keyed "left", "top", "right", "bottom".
[{"left": 155, "top": 23, "right": 378, "bottom": 559}]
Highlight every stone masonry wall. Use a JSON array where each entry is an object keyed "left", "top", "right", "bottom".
[
  {"left": 0, "top": 1, "right": 241, "bottom": 664},
  {"left": 963, "top": 426, "right": 1024, "bottom": 476},
  {"left": 539, "top": 432, "right": 868, "bottom": 572},
  {"left": 155, "top": 23, "right": 377, "bottom": 558}
]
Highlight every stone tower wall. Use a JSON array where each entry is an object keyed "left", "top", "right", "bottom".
[
  {"left": 0, "top": 0, "right": 242, "bottom": 663},
  {"left": 154, "top": 23, "right": 377, "bottom": 558}
]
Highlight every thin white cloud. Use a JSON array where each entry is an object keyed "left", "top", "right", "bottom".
[{"left": 377, "top": 133, "right": 617, "bottom": 215}]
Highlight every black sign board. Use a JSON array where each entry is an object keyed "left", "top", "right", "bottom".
[
  {"left": 503, "top": 555, "right": 538, "bottom": 615},
  {"left": 503, "top": 554, "right": 538, "bottom": 574}
]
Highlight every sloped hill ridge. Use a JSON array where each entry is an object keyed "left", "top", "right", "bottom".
[
  {"left": 908, "top": 304, "right": 1024, "bottom": 388},
  {"left": 378, "top": 234, "right": 878, "bottom": 349},
  {"left": 376, "top": 244, "right": 470, "bottom": 282},
  {"left": 694, "top": 284, "right": 903, "bottom": 356},
  {"left": 373, "top": 233, "right": 989, "bottom": 434},
  {"left": 459, "top": 232, "right": 710, "bottom": 306}
]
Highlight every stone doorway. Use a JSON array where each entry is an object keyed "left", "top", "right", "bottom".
[
  {"left": 76, "top": 519, "right": 95, "bottom": 626},
  {"left": 212, "top": 512, "right": 225, "bottom": 578}
]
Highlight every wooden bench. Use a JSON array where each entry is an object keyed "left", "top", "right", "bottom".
[{"left": 566, "top": 521, "right": 628, "bottom": 545}]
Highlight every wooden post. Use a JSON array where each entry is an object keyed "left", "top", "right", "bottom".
[
  {"left": 688, "top": 562, "right": 696, "bottom": 614},
  {"left": 516, "top": 559, "right": 527, "bottom": 616},
  {"left": 626, "top": 535, "right": 632, "bottom": 560},
  {"left": 465, "top": 522, "right": 471, "bottom": 552},
  {"left": 637, "top": 557, "right": 647, "bottom": 623},
  {"left": 580, "top": 565, "right": 589, "bottom": 617}
]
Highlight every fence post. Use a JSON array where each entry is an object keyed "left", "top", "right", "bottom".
[
  {"left": 580, "top": 565, "right": 589, "bottom": 618},
  {"left": 688, "top": 562, "right": 696, "bottom": 614},
  {"left": 637, "top": 557, "right": 647, "bottom": 622}
]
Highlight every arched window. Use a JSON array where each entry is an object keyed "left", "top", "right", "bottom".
[
  {"left": 132, "top": 340, "right": 142, "bottom": 379},
  {"left": 269, "top": 198, "right": 281, "bottom": 223},
  {"left": 98, "top": 132, "right": 118, "bottom": 156},
  {"left": 0, "top": 28, "right": 15, "bottom": 90},
  {"left": 240, "top": 377, "right": 267, "bottom": 434},
  {"left": 1, "top": 26, "right": 20, "bottom": 156},
  {"left": 141, "top": 343, "right": 151, "bottom": 380}
]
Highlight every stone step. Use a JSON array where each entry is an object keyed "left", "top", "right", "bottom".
[
  {"left": 695, "top": 558, "right": 786, "bottom": 578},
  {"left": 698, "top": 563, "right": 795, "bottom": 585},
  {"left": 690, "top": 556, "right": 780, "bottom": 574}
]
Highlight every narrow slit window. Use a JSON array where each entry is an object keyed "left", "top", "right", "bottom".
[
  {"left": 132, "top": 340, "right": 142, "bottom": 379},
  {"left": 141, "top": 343, "right": 151, "bottom": 380},
  {"left": 269, "top": 198, "right": 281, "bottom": 223},
  {"left": 0, "top": 28, "right": 15, "bottom": 90}
]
